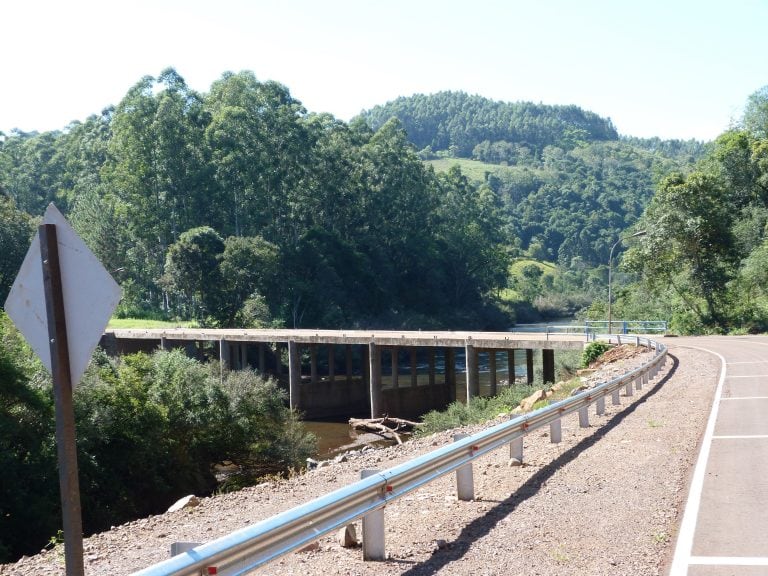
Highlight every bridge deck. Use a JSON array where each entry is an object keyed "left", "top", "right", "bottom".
[{"left": 106, "top": 328, "right": 588, "bottom": 350}]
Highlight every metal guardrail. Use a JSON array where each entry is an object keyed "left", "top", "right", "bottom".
[{"left": 133, "top": 335, "right": 667, "bottom": 576}]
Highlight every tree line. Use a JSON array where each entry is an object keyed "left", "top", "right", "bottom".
[
  {"left": 614, "top": 86, "right": 768, "bottom": 333},
  {"left": 0, "top": 70, "right": 508, "bottom": 329}
]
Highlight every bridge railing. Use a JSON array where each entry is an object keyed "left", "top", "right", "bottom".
[
  {"left": 515, "top": 320, "right": 667, "bottom": 337},
  {"left": 132, "top": 335, "right": 667, "bottom": 576}
]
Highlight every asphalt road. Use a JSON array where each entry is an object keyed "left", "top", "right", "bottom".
[{"left": 668, "top": 336, "right": 768, "bottom": 576}]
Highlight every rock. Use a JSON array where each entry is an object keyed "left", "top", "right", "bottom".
[
  {"left": 435, "top": 539, "right": 449, "bottom": 550},
  {"left": 334, "top": 453, "right": 348, "bottom": 463},
  {"left": 520, "top": 389, "right": 546, "bottom": 411},
  {"left": 167, "top": 495, "right": 199, "bottom": 513},
  {"left": 306, "top": 457, "right": 319, "bottom": 470},
  {"left": 298, "top": 541, "right": 320, "bottom": 553},
  {"left": 337, "top": 524, "right": 358, "bottom": 547},
  {"left": 570, "top": 384, "right": 589, "bottom": 396}
]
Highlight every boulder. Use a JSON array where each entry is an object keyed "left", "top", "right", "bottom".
[
  {"left": 167, "top": 495, "right": 199, "bottom": 513},
  {"left": 338, "top": 524, "right": 358, "bottom": 548},
  {"left": 520, "top": 389, "right": 546, "bottom": 411}
]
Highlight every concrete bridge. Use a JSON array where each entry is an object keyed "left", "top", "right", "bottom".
[{"left": 101, "top": 329, "right": 588, "bottom": 419}]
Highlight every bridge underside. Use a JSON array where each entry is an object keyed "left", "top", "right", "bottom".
[{"left": 101, "top": 329, "right": 584, "bottom": 419}]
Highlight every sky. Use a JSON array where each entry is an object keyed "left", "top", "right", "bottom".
[{"left": 2, "top": 0, "right": 767, "bottom": 141}]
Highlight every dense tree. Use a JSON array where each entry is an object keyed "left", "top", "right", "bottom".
[
  {"left": 361, "top": 91, "right": 619, "bottom": 158},
  {"left": 161, "top": 226, "right": 225, "bottom": 322},
  {"left": 0, "top": 196, "right": 36, "bottom": 304}
]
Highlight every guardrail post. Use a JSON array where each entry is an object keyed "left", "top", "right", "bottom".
[
  {"left": 596, "top": 396, "right": 605, "bottom": 415},
  {"left": 453, "top": 434, "right": 475, "bottom": 501},
  {"left": 510, "top": 436, "right": 523, "bottom": 462},
  {"left": 550, "top": 419, "right": 562, "bottom": 443},
  {"left": 635, "top": 375, "right": 643, "bottom": 391},
  {"left": 361, "top": 469, "right": 385, "bottom": 561},
  {"left": 578, "top": 406, "right": 589, "bottom": 427},
  {"left": 625, "top": 379, "right": 634, "bottom": 397},
  {"left": 612, "top": 388, "right": 621, "bottom": 405}
]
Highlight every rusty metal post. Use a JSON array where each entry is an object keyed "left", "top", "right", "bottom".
[{"left": 40, "top": 224, "right": 84, "bottom": 576}]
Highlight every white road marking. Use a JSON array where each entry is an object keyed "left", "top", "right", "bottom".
[
  {"left": 712, "top": 435, "right": 768, "bottom": 439},
  {"left": 669, "top": 346, "right": 727, "bottom": 576},
  {"left": 690, "top": 556, "right": 768, "bottom": 566}
]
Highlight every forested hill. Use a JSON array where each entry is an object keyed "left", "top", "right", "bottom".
[
  {"left": 360, "top": 91, "right": 620, "bottom": 157},
  {"left": 0, "top": 72, "right": 707, "bottom": 331}
]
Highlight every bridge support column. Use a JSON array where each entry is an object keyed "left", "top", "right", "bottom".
[
  {"left": 465, "top": 343, "right": 479, "bottom": 400},
  {"left": 346, "top": 345, "right": 353, "bottom": 384},
  {"left": 328, "top": 345, "right": 335, "bottom": 384},
  {"left": 258, "top": 343, "right": 266, "bottom": 374},
  {"left": 410, "top": 347, "right": 418, "bottom": 387},
  {"left": 446, "top": 348, "right": 456, "bottom": 402},
  {"left": 428, "top": 348, "right": 436, "bottom": 387},
  {"left": 240, "top": 343, "right": 247, "bottom": 369},
  {"left": 507, "top": 350, "right": 515, "bottom": 384},
  {"left": 369, "top": 343, "right": 383, "bottom": 418},
  {"left": 526, "top": 349, "right": 534, "bottom": 384},
  {"left": 310, "top": 344, "right": 318, "bottom": 385},
  {"left": 288, "top": 341, "right": 301, "bottom": 410},
  {"left": 489, "top": 350, "right": 497, "bottom": 396},
  {"left": 543, "top": 349, "right": 555, "bottom": 384},
  {"left": 219, "top": 339, "right": 230, "bottom": 370},
  {"left": 160, "top": 337, "right": 167, "bottom": 351},
  {"left": 391, "top": 346, "right": 399, "bottom": 389}
]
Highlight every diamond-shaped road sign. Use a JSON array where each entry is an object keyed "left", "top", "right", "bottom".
[{"left": 4, "top": 203, "right": 122, "bottom": 386}]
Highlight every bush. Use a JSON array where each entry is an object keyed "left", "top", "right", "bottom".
[
  {"left": 581, "top": 342, "right": 612, "bottom": 368},
  {"left": 0, "top": 325, "right": 316, "bottom": 562},
  {"left": 74, "top": 349, "right": 316, "bottom": 533}
]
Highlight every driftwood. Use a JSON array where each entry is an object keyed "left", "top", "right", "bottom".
[{"left": 348, "top": 416, "right": 422, "bottom": 444}]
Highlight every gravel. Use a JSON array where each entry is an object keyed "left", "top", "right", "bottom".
[{"left": 1, "top": 343, "right": 717, "bottom": 576}]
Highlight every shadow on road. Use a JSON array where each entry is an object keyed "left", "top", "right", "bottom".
[{"left": 399, "top": 354, "right": 680, "bottom": 576}]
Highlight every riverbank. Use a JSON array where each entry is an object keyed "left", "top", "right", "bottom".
[{"left": 2, "top": 343, "right": 715, "bottom": 576}]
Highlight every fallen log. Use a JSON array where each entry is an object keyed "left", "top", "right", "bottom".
[{"left": 348, "top": 416, "right": 422, "bottom": 444}]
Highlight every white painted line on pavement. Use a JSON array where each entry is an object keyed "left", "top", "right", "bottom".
[
  {"left": 712, "top": 435, "right": 768, "bottom": 439},
  {"left": 690, "top": 556, "right": 768, "bottom": 566},
  {"left": 669, "top": 346, "right": 727, "bottom": 576}
]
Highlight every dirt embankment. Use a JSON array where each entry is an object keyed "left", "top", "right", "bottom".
[{"left": 1, "top": 343, "right": 717, "bottom": 576}]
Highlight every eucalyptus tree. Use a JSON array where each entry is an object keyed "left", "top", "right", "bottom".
[
  {"left": 204, "top": 71, "right": 311, "bottom": 243},
  {"left": 102, "top": 68, "right": 212, "bottom": 309}
]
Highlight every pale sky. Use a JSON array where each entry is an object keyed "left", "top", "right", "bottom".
[{"left": 2, "top": 0, "right": 766, "bottom": 141}]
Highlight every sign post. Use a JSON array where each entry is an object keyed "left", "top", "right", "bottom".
[
  {"left": 40, "top": 223, "right": 84, "bottom": 576},
  {"left": 4, "top": 204, "right": 121, "bottom": 576}
]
